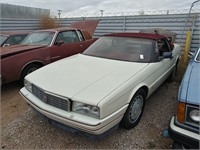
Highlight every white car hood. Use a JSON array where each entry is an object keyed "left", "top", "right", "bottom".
[{"left": 27, "top": 54, "right": 148, "bottom": 105}]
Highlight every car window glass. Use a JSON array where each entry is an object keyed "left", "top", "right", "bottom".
[
  {"left": 196, "top": 50, "right": 200, "bottom": 62},
  {"left": 5, "top": 35, "right": 27, "bottom": 45},
  {"left": 21, "top": 32, "right": 55, "bottom": 45},
  {"left": 157, "top": 39, "right": 170, "bottom": 56},
  {"left": 77, "top": 30, "right": 84, "bottom": 41},
  {"left": 83, "top": 36, "right": 153, "bottom": 63},
  {"left": 0, "top": 35, "right": 8, "bottom": 45},
  {"left": 55, "top": 31, "right": 79, "bottom": 44}
]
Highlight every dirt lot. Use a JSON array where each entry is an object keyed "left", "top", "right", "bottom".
[{"left": 1, "top": 63, "right": 186, "bottom": 149}]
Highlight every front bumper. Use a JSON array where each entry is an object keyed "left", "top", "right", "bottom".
[
  {"left": 20, "top": 87, "right": 128, "bottom": 135},
  {"left": 169, "top": 116, "right": 200, "bottom": 149}
]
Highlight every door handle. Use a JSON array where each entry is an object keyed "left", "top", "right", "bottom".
[{"left": 80, "top": 44, "right": 83, "bottom": 47}]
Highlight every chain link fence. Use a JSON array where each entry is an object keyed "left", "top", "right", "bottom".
[
  {"left": 65, "top": 9, "right": 200, "bottom": 18},
  {"left": 1, "top": 9, "right": 199, "bottom": 51}
]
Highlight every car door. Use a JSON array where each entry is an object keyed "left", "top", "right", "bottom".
[
  {"left": 147, "top": 39, "right": 176, "bottom": 94},
  {"left": 49, "top": 30, "right": 86, "bottom": 62}
]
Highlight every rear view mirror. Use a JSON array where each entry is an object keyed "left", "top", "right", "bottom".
[{"left": 167, "top": 37, "right": 172, "bottom": 43}]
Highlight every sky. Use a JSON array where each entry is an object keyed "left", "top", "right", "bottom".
[{"left": 3, "top": 0, "right": 200, "bottom": 17}]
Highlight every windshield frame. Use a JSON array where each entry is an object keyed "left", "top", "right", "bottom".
[
  {"left": 21, "top": 31, "right": 56, "bottom": 46},
  {"left": 0, "top": 34, "right": 9, "bottom": 46},
  {"left": 194, "top": 48, "right": 200, "bottom": 63},
  {"left": 83, "top": 36, "right": 154, "bottom": 63}
]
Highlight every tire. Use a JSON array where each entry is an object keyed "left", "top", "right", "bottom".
[
  {"left": 20, "top": 64, "right": 41, "bottom": 84},
  {"left": 167, "top": 63, "right": 177, "bottom": 82},
  {"left": 172, "top": 141, "right": 184, "bottom": 149},
  {"left": 120, "top": 89, "right": 146, "bottom": 129}
]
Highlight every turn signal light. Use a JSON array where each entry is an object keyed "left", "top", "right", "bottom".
[{"left": 177, "top": 102, "right": 186, "bottom": 123}]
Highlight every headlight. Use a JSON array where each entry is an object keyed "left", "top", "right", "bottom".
[
  {"left": 24, "top": 79, "right": 32, "bottom": 92},
  {"left": 189, "top": 109, "right": 200, "bottom": 122},
  {"left": 72, "top": 102, "right": 100, "bottom": 118},
  {"left": 185, "top": 105, "right": 199, "bottom": 128}
]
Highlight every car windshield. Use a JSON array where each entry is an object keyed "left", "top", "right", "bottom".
[
  {"left": 83, "top": 36, "right": 153, "bottom": 63},
  {"left": 0, "top": 34, "right": 8, "bottom": 45},
  {"left": 21, "top": 31, "right": 55, "bottom": 45}
]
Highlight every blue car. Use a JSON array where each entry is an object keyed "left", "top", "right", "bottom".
[{"left": 169, "top": 48, "right": 200, "bottom": 149}]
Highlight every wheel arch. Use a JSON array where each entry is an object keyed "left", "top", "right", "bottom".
[
  {"left": 19, "top": 60, "right": 45, "bottom": 79},
  {"left": 120, "top": 84, "right": 149, "bottom": 129},
  {"left": 128, "top": 84, "right": 149, "bottom": 103}
]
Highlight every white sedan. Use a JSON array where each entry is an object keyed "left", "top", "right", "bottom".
[{"left": 20, "top": 33, "right": 181, "bottom": 135}]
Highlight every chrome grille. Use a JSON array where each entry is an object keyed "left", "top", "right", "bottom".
[{"left": 32, "top": 84, "right": 70, "bottom": 111}]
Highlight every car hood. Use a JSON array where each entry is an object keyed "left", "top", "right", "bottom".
[
  {"left": 179, "top": 61, "right": 200, "bottom": 105},
  {"left": 0, "top": 44, "right": 47, "bottom": 58},
  {"left": 27, "top": 54, "right": 148, "bottom": 106}
]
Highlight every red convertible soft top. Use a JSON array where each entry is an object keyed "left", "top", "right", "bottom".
[{"left": 105, "top": 33, "right": 167, "bottom": 40}]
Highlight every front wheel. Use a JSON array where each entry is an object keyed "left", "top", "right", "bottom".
[
  {"left": 20, "top": 64, "right": 41, "bottom": 84},
  {"left": 120, "top": 89, "right": 146, "bottom": 129},
  {"left": 172, "top": 141, "right": 186, "bottom": 149}
]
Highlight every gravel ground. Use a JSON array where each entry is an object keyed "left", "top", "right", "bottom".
[{"left": 1, "top": 80, "right": 180, "bottom": 149}]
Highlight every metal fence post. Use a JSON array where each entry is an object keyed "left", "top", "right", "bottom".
[{"left": 123, "top": 16, "right": 126, "bottom": 32}]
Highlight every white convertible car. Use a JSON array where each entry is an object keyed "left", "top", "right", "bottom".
[{"left": 20, "top": 33, "right": 181, "bottom": 135}]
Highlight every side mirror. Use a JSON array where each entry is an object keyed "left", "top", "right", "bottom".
[
  {"left": 3, "top": 44, "right": 10, "bottom": 47},
  {"left": 158, "top": 52, "right": 172, "bottom": 61},
  {"left": 163, "top": 51, "right": 172, "bottom": 58},
  {"left": 55, "top": 40, "right": 64, "bottom": 46}
]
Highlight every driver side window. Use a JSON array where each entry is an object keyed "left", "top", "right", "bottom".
[
  {"left": 154, "top": 39, "right": 170, "bottom": 62},
  {"left": 157, "top": 39, "right": 170, "bottom": 56},
  {"left": 55, "top": 31, "right": 79, "bottom": 44}
]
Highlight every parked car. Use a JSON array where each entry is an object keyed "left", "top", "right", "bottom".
[
  {"left": 0, "top": 20, "right": 99, "bottom": 84},
  {"left": 169, "top": 47, "right": 200, "bottom": 149},
  {"left": 20, "top": 33, "right": 181, "bottom": 135},
  {"left": 0, "top": 31, "right": 29, "bottom": 47}
]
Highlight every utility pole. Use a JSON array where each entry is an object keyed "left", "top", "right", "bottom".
[
  {"left": 57, "top": 10, "right": 62, "bottom": 18},
  {"left": 100, "top": 10, "right": 104, "bottom": 17}
]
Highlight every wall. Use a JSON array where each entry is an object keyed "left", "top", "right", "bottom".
[
  {"left": 0, "top": 3, "right": 50, "bottom": 19},
  {"left": 1, "top": 13, "right": 199, "bottom": 51}
]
